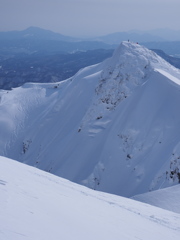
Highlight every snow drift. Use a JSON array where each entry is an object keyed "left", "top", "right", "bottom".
[
  {"left": 1, "top": 156, "right": 180, "bottom": 240},
  {"left": 0, "top": 41, "right": 180, "bottom": 197}
]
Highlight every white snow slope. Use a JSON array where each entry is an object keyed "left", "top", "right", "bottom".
[
  {"left": 1, "top": 41, "right": 180, "bottom": 197},
  {"left": 1, "top": 156, "right": 180, "bottom": 240},
  {"left": 132, "top": 184, "right": 180, "bottom": 214}
]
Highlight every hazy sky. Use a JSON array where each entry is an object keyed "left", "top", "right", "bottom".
[{"left": 0, "top": 0, "right": 180, "bottom": 37}]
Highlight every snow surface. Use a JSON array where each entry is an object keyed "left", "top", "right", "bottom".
[
  {"left": 1, "top": 41, "right": 180, "bottom": 197},
  {"left": 132, "top": 185, "right": 180, "bottom": 214},
  {"left": 155, "top": 68, "right": 180, "bottom": 85},
  {"left": 1, "top": 156, "right": 180, "bottom": 240}
]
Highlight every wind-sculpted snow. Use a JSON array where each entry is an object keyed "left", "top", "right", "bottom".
[
  {"left": 1, "top": 157, "right": 180, "bottom": 240},
  {"left": 0, "top": 42, "right": 180, "bottom": 197}
]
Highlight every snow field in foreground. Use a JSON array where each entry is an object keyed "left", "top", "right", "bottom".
[{"left": 0, "top": 156, "right": 180, "bottom": 240}]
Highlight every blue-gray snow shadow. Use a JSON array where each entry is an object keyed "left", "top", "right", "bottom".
[{"left": 0, "top": 180, "right": 7, "bottom": 185}]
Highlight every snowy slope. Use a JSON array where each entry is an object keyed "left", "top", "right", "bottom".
[
  {"left": 1, "top": 156, "right": 180, "bottom": 240},
  {"left": 1, "top": 41, "right": 180, "bottom": 197},
  {"left": 132, "top": 185, "right": 180, "bottom": 214}
]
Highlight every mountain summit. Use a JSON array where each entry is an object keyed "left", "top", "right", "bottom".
[{"left": 0, "top": 41, "right": 180, "bottom": 197}]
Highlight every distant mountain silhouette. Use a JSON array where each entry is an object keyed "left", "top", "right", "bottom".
[
  {"left": 92, "top": 31, "right": 164, "bottom": 44},
  {"left": 0, "top": 26, "right": 79, "bottom": 42}
]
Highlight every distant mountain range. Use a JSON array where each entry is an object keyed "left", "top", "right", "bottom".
[
  {"left": 92, "top": 29, "right": 180, "bottom": 44},
  {"left": 0, "top": 27, "right": 115, "bottom": 55},
  {"left": 0, "top": 27, "right": 180, "bottom": 56},
  {"left": 0, "top": 26, "right": 79, "bottom": 42},
  {"left": 1, "top": 26, "right": 180, "bottom": 42},
  {"left": 92, "top": 31, "right": 164, "bottom": 44}
]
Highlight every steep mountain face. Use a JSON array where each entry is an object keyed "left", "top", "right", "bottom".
[
  {"left": 0, "top": 41, "right": 180, "bottom": 197},
  {"left": 152, "top": 49, "right": 180, "bottom": 69}
]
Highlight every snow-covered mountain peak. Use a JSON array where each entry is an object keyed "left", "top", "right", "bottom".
[
  {"left": 85, "top": 42, "right": 157, "bottom": 117},
  {"left": 101, "top": 41, "right": 151, "bottom": 82},
  {"left": 92, "top": 41, "right": 180, "bottom": 113},
  {"left": 105, "top": 41, "right": 179, "bottom": 78},
  {"left": 1, "top": 42, "right": 180, "bottom": 198},
  {"left": 111, "top": 41, "right": 167, "bottom": 69}
]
